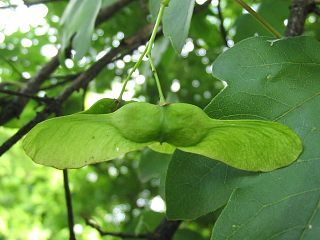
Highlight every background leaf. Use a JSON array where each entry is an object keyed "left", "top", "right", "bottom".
[
  {"left": 166, "top": 36, "right": 320, "bottom": 240},
  {"left": 60, "top": 0, "right": 102, "bottom": 60},
  {"left": 163, "top": 0, "right": 196, "bottom": 53}
]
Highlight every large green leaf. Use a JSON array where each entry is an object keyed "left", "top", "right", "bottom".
[
  {"left": 234, "top": 0, "right": 290, "bottom": 42},
  {"left": 60, "top": 0, "right": 101, "bottom": 60},
  {"left": 138, "top": 148, "right": 171, "bottom": 183},
  {"left": 23, "top": 102, "right": 300, "bottom": 170},
  {"left": 163, "top": 0, "right": 196, "bottom": 53},
  {"left": 165, "top": 36, "right": 320, "bottom": 239}
]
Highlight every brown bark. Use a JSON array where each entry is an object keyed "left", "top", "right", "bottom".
[{"left": 285, "top": 0, "right": 315, "bottom": 36}]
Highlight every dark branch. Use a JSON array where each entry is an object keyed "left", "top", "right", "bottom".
[
  {"left": 40, "top": 74, "right": 80, "bottom": 90},
  {"left": 63, "top": 170, "right": 76, "bottom": 240},
  {"left": 85, "top": 217, "right": 181, "bottom": 240},
  {"left": 285, "top": 0, "right": 315, "bottom": 36},
  {"left": 0, "top": 111, "right": 50, "bottom": 156},
  {"left": 0, "top": 56, "right": 60, "bottom": 125},
  {"left": 0, "top": 0, "right": 136, "bottom": 126},
  {"left": 148, "top": 219, "right": 181, "bottom": 240},
  {"left": 85, "top": 218, "right": 148, "bottom": 239},
  {"left": 0, "top": 89, "right": 54, "bottom": 103},
  {"left": 217, "top": 0, "right": 229, "bottom": 47}
]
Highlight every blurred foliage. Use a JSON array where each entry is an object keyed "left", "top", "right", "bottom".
[{"left": 0, "top": 0, "right": 319, "bottom": 239}]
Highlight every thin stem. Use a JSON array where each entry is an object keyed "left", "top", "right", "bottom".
[
  {"left": 235, "top": 0, "right": 282, "bottom": 38},
  {"left": 217, "top": 0, "right": 229, "bottom": 47},
  {"left": 85, "top": 218, "right": 148, "bottom": 239},
  {"left": 147, "top": 53, "right": 165, "bottom": 104},
  {"left": 63, "top": 169, "right": 76, "bottom": 240},
  {"left": 0, "top": 89, "right": 54, "bottom": 103},
  {"left": 117, "top": 2, "right": 167, "bottom": 102}
]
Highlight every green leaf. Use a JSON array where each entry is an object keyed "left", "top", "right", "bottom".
[
  {"left": 81, "top": 98, "right": 130, "bottom": 114},
  {"left": 23, "top": 102, "right": 301, "bottom": 171},
  {"left": 165, "top": 36, "right": 320, "bottom": 239},
  {"left": 138, "top": 148, "right": 171, "bottom": 183},
  {"left": 174, "top": 229, "right": 206, "bottom": 240},
  {"left": 234, "top": 0, "right": 289, "bottom": 42},
  {"left": 60, "top": 0, "right": 101, "bottom": 61},
  {"left": 163, "top": 0, "right": 196, "bottom": 53},
  {"left": 149, "top": 0, "right": 160, "bottom": 21},
  {"left": 166, "top": 151, "right": 251, "bottom": 220}
]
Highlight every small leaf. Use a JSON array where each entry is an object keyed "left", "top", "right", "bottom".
[
  {"left": 81, "top": 98, "right": 129, "bottom": 114},
  {"left": 23, "top": 102, "right": 302, "bottom": 171},
  {"left": 138, "top": 148, "right": 171, "bottom": 183},
  {"left": 165, "top": 36, "right": 320, "bottom": 238},
  {"left": 60, "top": 0, "right": 101, "bottom": 61},
  {"left": 163, "top": 0, "right": 196, "bottom": 53},
  {"left": 149, "top": 0, "right": 160, "bottom": 21}
]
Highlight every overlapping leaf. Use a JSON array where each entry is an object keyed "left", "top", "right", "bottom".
[
  {"left": 60, "top": 0, "right": 101, "bottom": 60},
  {"left": 165, "top": 36, "right": 320, "bottom": 239},
  {"left": 163, "top": 0, "right": 196, "bottom": 53}
]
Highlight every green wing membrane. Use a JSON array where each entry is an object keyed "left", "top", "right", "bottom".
[
  {"left": 23, "top": 114, "right": 148, "bottom": 169},
  {"left": 181, "top": 120, "right": 302, "bottom": 172},
  {"left": 23, "top": 102, "right": 302, "bottom": 171}
]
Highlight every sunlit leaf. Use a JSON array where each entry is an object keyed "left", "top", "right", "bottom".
[
  {"left": 60, "top": 0, "right": 101, "bottom": 61},
  {"left": 163, "top": 0, "right": 196, "bottom": 53}
]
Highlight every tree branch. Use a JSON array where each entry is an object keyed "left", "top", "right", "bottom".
[
  {"left": 0, "top": 0, "right": 136, "bottom": 126},
  {"left": 0, "top": 89, "right": 54, "bottom": 103},
  {"left": 285, "top": 0, "right": 315, "bottom": 36},
  {"left": 85, "top": 217, "right": 181, "bottom": 240},
  {"left": 217, "top": 0, "right": 229, "bottom": 47},
  {"left": 148, "top": 219, "right": 182, "bottom": 240},
  {"left": 85, "top": 218, "right": 148, "bottom": 239},
  {"left": 63, "top": 169, "right": 76, "bottom": 240}
]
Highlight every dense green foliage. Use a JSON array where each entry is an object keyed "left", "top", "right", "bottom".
[{"left": 0, "top": 0, "right": 319, "bottom": 239}]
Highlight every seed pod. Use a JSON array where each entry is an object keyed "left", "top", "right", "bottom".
[{"left": 23, "top": 102, "right": 302, "bottom": 171}]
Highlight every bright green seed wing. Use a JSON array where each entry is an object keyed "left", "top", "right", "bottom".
[
  {"left": 23, "top": 102, "right": 302, "bottom": 171},
  {"left": 22, "top": 114, "right": 149, "bottom": 169},
  {"left": 81, "top": 98, "right": 117, "bottom": 114},
  {"left": 180, "top": 120, "right": 302, "bottom": 172}
]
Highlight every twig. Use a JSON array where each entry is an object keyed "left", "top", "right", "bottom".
[
  {"left": 235, "top": 0, "right": 281, "bottom": 38},
  {"left": 285, "top": 0, "right": 316, "bottom": 36},
  {"left": 0, "top": 56, "right": 60, "bottom": 125},
  {"left": 148, "top": 219, "right": 181, "bottom": 240},
  {"left": 217, "top": 0, "right": 229, "bottom": 47},
  {"left": 85, "top": 217, "right": 181, "bottom": 240},
  {"left": 85, "top": 218, "right": 148, "bottom": 239},
  {"left": 0, "top": 89, "right": 54, "bottom": 103},
  {"left": 0, "top": 111, "right": 50, "bottom": 156},
  {"left": 40, "top": 74, "right": 80, "bottom": 90},
  {"left": 63, "top": 170, "right": 76, "bottom": 240}
]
